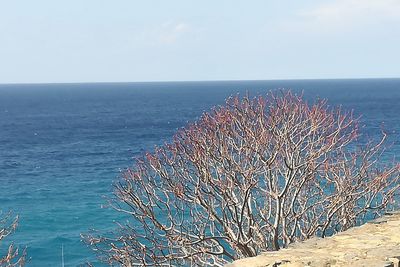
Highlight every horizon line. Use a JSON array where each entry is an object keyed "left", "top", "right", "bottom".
[{"left": 1, "top": 76, "right": 400, "bottom": 86}]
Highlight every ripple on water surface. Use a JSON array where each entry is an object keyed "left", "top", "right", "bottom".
[{"left": 0, "top": 80, "right": 399, "bottom": 266}]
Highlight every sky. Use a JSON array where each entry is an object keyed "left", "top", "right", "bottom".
[{"left": 1, "top": 0, "right": 400, "bottom": 83}]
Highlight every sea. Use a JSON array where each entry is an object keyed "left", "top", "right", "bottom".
[{"left": 0, "top": 79, "right": 399, "bottom": 266}]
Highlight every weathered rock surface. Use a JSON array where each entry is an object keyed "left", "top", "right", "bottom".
[{"left": 226, "top": 212, "right": 400, "bottom": 267}]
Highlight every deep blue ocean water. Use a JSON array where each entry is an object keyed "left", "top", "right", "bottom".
[{"left": 0, "top": 79, "right": 399, "bottom": 266}]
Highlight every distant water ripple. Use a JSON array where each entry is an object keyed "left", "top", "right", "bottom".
[{"left": 0, "top": 79, "right": 399, "bottom": 266}]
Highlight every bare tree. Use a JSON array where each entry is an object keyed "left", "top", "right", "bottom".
[
  {"left": 84, "top": 91, "right": 399, "bottom": 266},
  {"left": 0, "top": 213, "right": 25, "bottom": 267}
]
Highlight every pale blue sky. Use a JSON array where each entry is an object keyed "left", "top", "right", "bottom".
[{"left": 1, "top": 0, "right": 399, "bottom": 83}]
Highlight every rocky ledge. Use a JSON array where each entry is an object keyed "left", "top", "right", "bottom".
[{"left": 226, "top": 212, "right": 400, "bottom": 267}]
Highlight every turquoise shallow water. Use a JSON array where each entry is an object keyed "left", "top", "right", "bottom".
[{"left": 0, "top": 79, "right": 399, "bottom": 266}]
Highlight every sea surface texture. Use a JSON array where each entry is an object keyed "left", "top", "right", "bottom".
[{"left": 0, "top": 79, "right": 399, "bottom": 266}]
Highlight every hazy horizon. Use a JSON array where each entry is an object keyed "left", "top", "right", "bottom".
[{"left": 1, "top": 77, "right": 400, "bottom": 86}]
